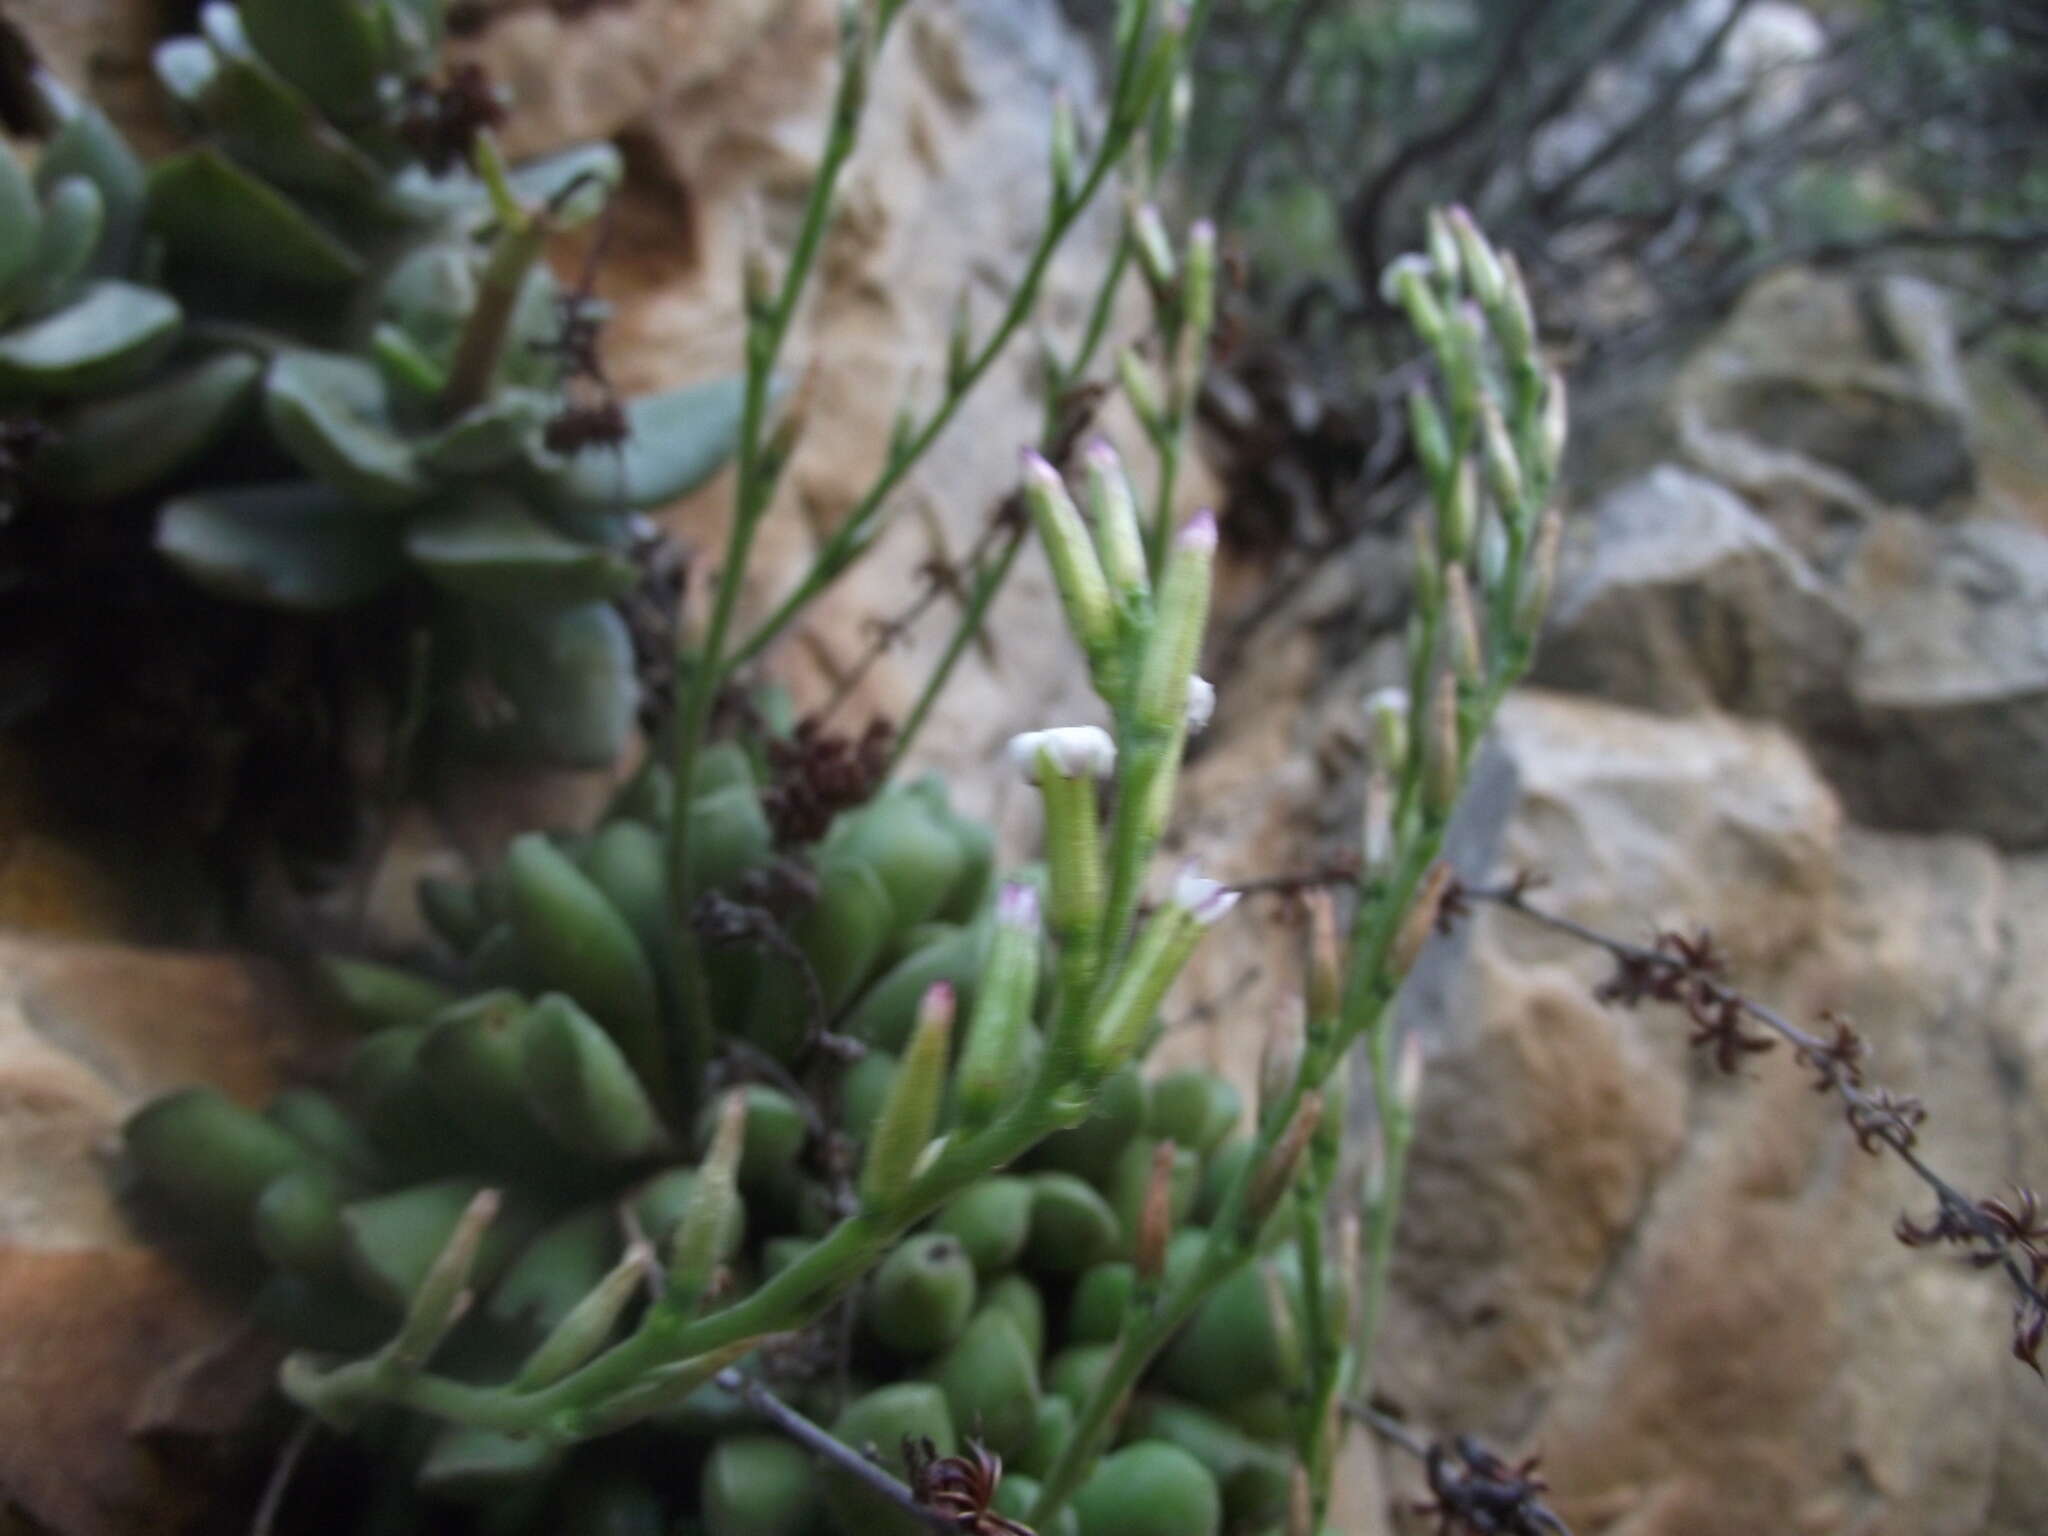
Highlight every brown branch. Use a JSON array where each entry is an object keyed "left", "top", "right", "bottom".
[
  {"left": 1459, "top": 878, "right": 2048, "bottom": 1370},
  {"left": 1348, "top": 1402, "right": 1575, "bottom": 1536}
]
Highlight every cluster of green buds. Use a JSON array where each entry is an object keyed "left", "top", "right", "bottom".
[{"left": 6, "top": 0, "right": 751, "bottom": 766}]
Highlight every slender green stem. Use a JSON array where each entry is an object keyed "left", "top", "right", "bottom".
[{"left": 887, "top": 521, "right": 1026, "bottom": 772}]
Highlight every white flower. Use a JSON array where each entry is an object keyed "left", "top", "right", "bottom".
[
  {"left": 1007, "top": 725, "right": 1117, "bottom": 782},
  {"left": 1172, "top": 863, "right": 1240, "bottom": 927},
  {"left": 1185, "top": 675, "right": 1216, "bottom": 734}
]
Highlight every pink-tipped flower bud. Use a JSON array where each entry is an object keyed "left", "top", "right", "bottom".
[
  {"left": 957, "top": 884, "right": 1044, "bottom": 1129},
  {"left": 1021, "top": 450, "right": 1117, "bottom": 665},
  {"left": 1172, "top": 863, "right": 1240, "bottom": 927},
  {"left": 1132, "top": 513, "right": 1217, "bottom": 737},
  {"left": 1083, "top": 436, "right": 1149, "bottom": 599},
  {"left": 860, "top": 983, "right": 954, "bottom": 1210}
]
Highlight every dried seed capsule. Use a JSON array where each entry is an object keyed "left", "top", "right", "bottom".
[
  {"left": 1072, "top": 1440, "right": 1223, "bottom": 1536},
  {"left": 489, "top": 1205, "right": 618, "bottom": 1338},
  {"left": 1109, "top": 1138, "right": 1198, "bottom": 1256},
  {"left": 1025, "top": 1173, "right": 1122, "bottom": 1274},
  {"left": 831, "top": 790, "right": 967, "bottom": 932},
  {"left": 1146, "top": 1070, "right": 1241, "bottom": 1153},
  {"left": 695, "top": 1083, "right": 807, "bottom": 1189},
  {"left": 703, "top": 1435, "right": 822, "bottom": 1536},
  {"left": 1018, "top": 1393, "right": 1077, "bottom": 1480},
  {"left": 265, "top": 1088, "right": 385, "bottom": 1188},
  {"left": 980, "top": 1272, "right": 1047, "bottom": 1363},
  {"left": 935, "top": 1176, "right": 1034, "bottom": 1274},
  {"left": 519, "top": 993, "right": 665, "bottom": 1163},
  {"left": 1157, "top": 1255, "right": 1311, "bottom": 1406},
  {"left": 827, "top": 1383, "right": 956, "bottom": 1536},
  {"left": 253, "top": 1168, "right": 347, "bottom": 1278},
  {"left": 316, "top": 957, "right": 456, "bottom": 1033},
  {"left": 124, "top": 1086, "right": 316, "bottom": 1235},
  {"left": 1067, "top": 1260, "right": 1136, "bottom": 1345},
  {"left": 416, "top": 1423, "right": 563, "bottom": 1505},
  {"left": 503, "top": 831, "right": 663, "bottom": 1094},
  {"left": 868, "top": 1232, "right": 977, "bottom": 1357},
  {"left": 1046, "top": 1341, "right": 1118, "bottom": 1408},
  {"left": 931, "top": 1307, "right": 1040, "bottom": 1457}
]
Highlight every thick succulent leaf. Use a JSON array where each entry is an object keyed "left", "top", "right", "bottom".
[
  {"left": 370, "top": 321, "right": 446, "bottom": 399},
  {"left": 238, "top": 0, "right": 385, "bottom": 120},
  {"left": 0, "top": 151, "right": 41, "bottom": 300},
  {"left": 495, "top": 262, "right": 566, "bottom": 391},
  {"left": 539, "top": 377, "right": 747, "bottom": 514},
  {"left": 377, "top": 244, "right": 477, "bottom": 367},
  {"left": 33, "top": 85, "right": 146, "bottom": 277},
  {"left": 508, "top": 144, "right": 624, "bottom": 229},
  {"left": 34, "top": 351, "right": 262, "bottom": 505},
  {"left": 0, "top": 281, "right": 181, "bottom": 399},
  {"left": 405, "top": 488, "right": 637, "bottom": 607},
  {"left": 157, "top": 479, "right": 404, "bottom": 609},
  {"left": 10, "top": 177, "right": 105, "bottom": 319},
  {"left": 419, "top": 391, "right": 550, "bottom": 474},
  {"left": 157, "top": 34, "right": 387, "bottom": 208},
  {"left": 148, "top": 149, "right": 364, "bottom": 288},
  {"left": 457, "top": 601, "right": 638, "bottom": 768},
  {"left": 264, "top": 348, "right": 429, "bottom": 508}
]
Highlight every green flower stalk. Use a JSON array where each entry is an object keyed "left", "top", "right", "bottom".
[
  {"left": 668, "top": 1091, "right": 746, "bottom": 1314},
  {"left": 1012, "top": 725, "right": 1114, "bottom": 1054},
  {"left": 861, "top": 982, "right": 955, "bottom": 1211},
  {"left": 956, "top": 884, "right": 1044, "bottom": 1129},
  {"left": 1084, "top": 868, "right": 1238, "bottom": 1075}
]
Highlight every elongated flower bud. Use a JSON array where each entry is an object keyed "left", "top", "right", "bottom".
[
  {"left": 1390, "top": 860, "right": 1452, "bottom": 979},
  {"left": 1444, "top": 563, "right": 1484, "bottom": 686},
  {"left": 1131, "top": 201, "right": 1177, "bottom": 297},
  {"left": 1021, "top": 451, "right": 1116, "bottom": 664},
  {"left": 1407, "top": 386, "right": 1452, "bottom": 491},
  {"left": 1086, "top": 868, "right": 1237, "bottom": 1073},
  {"left": 1011, "top": 730, "right": 1108, "bottom": 948},
  {"left": 1183, "top": 219, "right": 1217, "bottom": 344},
  {"left": 1517, "top": 505, "right": 1564, "bottom": 643},
  {"left": 1259, "top": 1004, "right": 1307, "bottom": 1125},
  {"left": 1496, "top": 250, "right": 1538, "bottom": 371},
  {"left": 1083, "top": 437, "right": 1149, "bottom": 599},
  {"left": 517, "top": 1243, "right": 651, "bottom": 1388},
  {"left": 1443, "top": 302, "right": 1486, "bottom": 428},
  {"left": 956, "top": 886, "right": 1043, "bottom": 1129},
  {"left": 1050, "top": 90, "right": 1078, "bottom": 207},
  {"left": 1133, "top": 511, "right": 1217, "bottom": 736},
  {"left": 1411, "top": 511, "right": 1442, "bottom": 615},
  {"left": 1425, "top": 669, "right": 1461, "bottom": 817},
  {"left": 1479, "top": 395, "right": 1525, "bottom": 516},
  {"left": 1245, "top": 1092, "right": 1322, "bottom": 1238},
  {"left": 1135, "top": 1139, "right": 1177, "bottom": 1283},
  {"left": 669, "top": 1092, "right": 746, "bottom": 1310},
  {"left": 1439, "top": 456, "right": 1477, "bottom": 565},
  {"left": 1425, "top": 207, "right": 1462, "bottom": 292},
  {"left": 1365, "top": 686, "right": 1409, "bottom": 778},
  {"left": 1118, "top": 345, "right": 1165, "bottom": 432},
  {"left": 861, "top": 983, "right": 954, "bottom": 1209},
  {"left": 1362, "top": 766, "right": 1394, "bottom": 881},
  {"left": 1381, "top": 254, "right": 1445, "bottom": 348},
  {"left": 1446, "top": 205, "right": 1504, "bottom": 310},
  {"left": 391, "top": 1188, "right": 499, "bottom": 1371}
]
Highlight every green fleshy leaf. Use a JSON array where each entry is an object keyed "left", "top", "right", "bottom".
[
  {"left": 406, "top": 489, "right": 636, "bottom": 607},
  {"left": 157, "top": 479, "right": 404, "bottom": 609},
  {"left": 538, "top": 376, "right": 747, "bottom": 514},
  {"left": 239, "top": 0, "right": 384, "bottom": 120},
  {"left": 377, "top": 245, "right": 477, "bottom": 369},
  {"left": 148, "top": 149, "right": 364, "bottom": 288},
  {"left": 264, "top": 349, "right": 429, "bottom": 507},
  {"left": 419, "top": 391, "right": 550, "bottom": 474},
  {"left": 33, "top": 86, "right": 146, "bottom": 277},
  {"left": 370, "top": 321, "right": 446, "bottom": 399},
  {"left": 156, "top": 34, "right": 387, "bottom": 208},
  {"left": 35, "top": 351, "right": 262, "bottom": 505},
  {"left": 10, "top": 177, "right": 104, "bottom": 319},
  {"left": 0, "top": 281, "right": 181, "bottom": 399},
  {"left": 456, "top": 601, "right": 638, "bottom": 768}
]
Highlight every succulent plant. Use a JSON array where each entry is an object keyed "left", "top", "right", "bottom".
[{"left": 6, "top": 0, "right": 747, "bottom": 768}]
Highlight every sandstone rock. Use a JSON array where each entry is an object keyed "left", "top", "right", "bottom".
[
  {"left": 0, "top": 937, "right": 332, "bottom": 1536},
  {"left": 1371, "top": 691, "right": 2034, "bottom": 1536},
  {"left": 1534, "top": 465, "right": 1855, "bottom": 717},
  {"left": 1822, "top": 514, "right": 2048, "bottom": 848}
]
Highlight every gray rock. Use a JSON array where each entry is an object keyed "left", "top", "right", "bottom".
[{"left": 1534, "top": 465, "right": 1856, "bottom": 717}]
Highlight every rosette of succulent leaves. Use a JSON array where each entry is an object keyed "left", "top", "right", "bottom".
[{"left": 3, "top": 0, "right": 748, "bottom": 767}]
